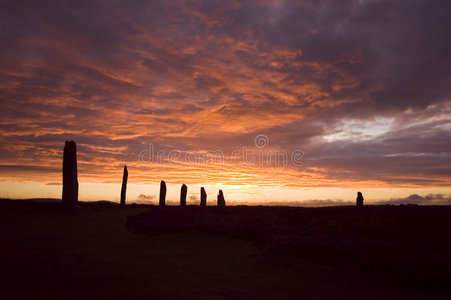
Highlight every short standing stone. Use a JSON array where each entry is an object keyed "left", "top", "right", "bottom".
[
  {"left": 62, "top": 140, "right": 78, "bottom": 207},
  {"left": 217, "top": 189, "right": 226, "bottom": 207},
  {"left": 159, "top": 180, "right": 167, "bottom": 206},
  {"left": 356, "top": 191, "right": 364, "bottom": 207},
  {"left": 180, "top": 184, "right": 187, "bottom": 206},
  {"left": 200, "top": 187, "right": 207, "bottom": 206},
  {"left": 120, "top": 165, "right": 128, "bottom": 206}
]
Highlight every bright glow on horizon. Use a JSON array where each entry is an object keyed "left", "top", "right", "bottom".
[
  {"left": 1, "top": 1, "right": 450, "bottom": 205},
  {"left": 1, "top": 181, "right": 449, "bottom": 206}
]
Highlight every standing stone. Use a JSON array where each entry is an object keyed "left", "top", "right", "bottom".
[
  {"left": 159, "top": 180, "right": 167, "bottom": 206},
  {"left": 62, "top": 140, "right": 78, "bottom": 206},
  {"left": 217, "top": 189, "right": 226, "bottom": 207},
  {"left": 180, "top": 184, "right": 187, "bottom": 206},
  {"left": 200, "top": 187, "right": 207, "bottom": 206},
  {"left": 120, "top": 165, "right": 128, "bottom": 206},
  {"left": 356, "top": 191, "right": 364, "bottom": 207}
]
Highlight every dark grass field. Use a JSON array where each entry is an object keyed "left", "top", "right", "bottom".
[{"left": 0, "top": 199, "right": 450, "bottom": 299}]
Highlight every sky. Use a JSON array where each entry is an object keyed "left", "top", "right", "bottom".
[{"left": 1, "top": 0, "right": 450, "bottom": 205}]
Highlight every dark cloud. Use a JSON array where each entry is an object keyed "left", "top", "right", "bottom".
[
  {"left": 0, "top": 164, "right": 58, "bottom": 173},
  {"left": 136, "top": 194, "right": 156, "bottom": 203},
  {"left": 0, "top": 0, "right": 450, "bottom": 193},
  {"left": 377, "top": 194, "right": 451, "bottom": 205}
]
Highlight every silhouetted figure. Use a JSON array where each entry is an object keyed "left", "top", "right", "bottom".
[
  {"left": 200, "top": 187, "right": 207, "bottom": 206},
  {"left": 356, "top": 191, "right": 364, "bottom": 207},
  {"left": 217, "top": 189, "right": 226, "bottom": 207},
  {"left": 62, "top": 140, "right": 78, "bottom": 207},
  {"left": 159, "top": 180, "right": 166, "bottom": 206},
  {"left": 180, "top": 184, "right": 187, "bottom": 206},
  {"left": 120, "top": 165, "right": 128, "bottom": 206}
]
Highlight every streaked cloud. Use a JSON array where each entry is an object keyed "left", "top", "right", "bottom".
[{"left": 0, "top": 0, "right": 450, "bottom": 201}]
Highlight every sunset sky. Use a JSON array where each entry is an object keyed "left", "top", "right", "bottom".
[{"left": 1, "top": 0, "right": 450, "bottom": 205}]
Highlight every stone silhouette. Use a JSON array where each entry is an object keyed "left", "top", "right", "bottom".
[
  {"left": 356, "top": 191, "right": 364, "bottom": 207},
  {"left": 217, "top": 189, "right": 226, "bottom": 207},
  {"left": 180, "top": 184, "right": 187, "bottom": 206},
  {"left": 159, "top": 180, "right": 167, "bottom": 206},
  {"left": 200, "top": 187, "right": 207, "bottom": 206},
  {"left": 62, "top": 140, "right": 78, "bottom": 206},
  {"left": 120, "top": 165, "right": 128, "bottom": 206}
]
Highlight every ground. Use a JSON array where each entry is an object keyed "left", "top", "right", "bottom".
[{"left": 0, "top": 200, "right": 449, "bottom": 299}]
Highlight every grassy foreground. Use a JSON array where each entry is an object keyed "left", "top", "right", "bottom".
[{"left": 0, "top": 200, "right": 448, "bottom": 299}]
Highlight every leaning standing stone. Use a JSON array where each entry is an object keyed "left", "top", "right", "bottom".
[{"left": 120, "top": 165, "right": 128, "bottom": 206}]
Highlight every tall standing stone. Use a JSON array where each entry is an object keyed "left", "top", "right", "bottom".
[
  {"left": 356, "top": 191, "right": 364, "bottom": 207},
  {"left": 159, "top": 180, "right": 167, "bottom": 206},
  {"left": 217, "top": 189, "right": 226, "bottom": 207},
  {"left": 200, "top": 187, "right": 207, "bottom": 206},
  {"left": 120, "top": 165, "right": 128, "bottom": 206},
  {"left": 180, "top": 184, "right": 187, "bottom": 206},
  {"left": 62, "top": 140, "right": 78, "bottom": 206}
]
